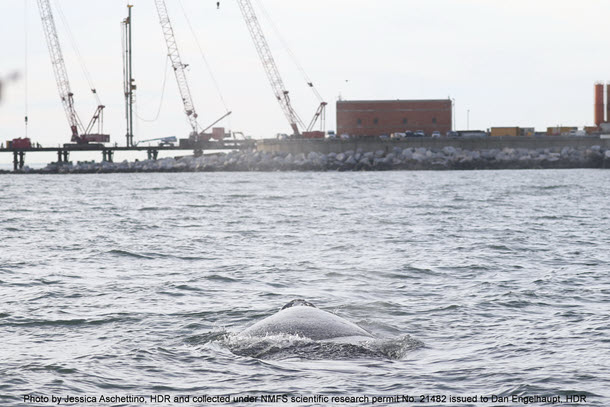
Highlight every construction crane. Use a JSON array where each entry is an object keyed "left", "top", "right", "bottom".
[
  {"left": 36, "top": 0, "right": 108, "bottom": 144},
  {"left": 235, "top": 0, "right": 327, "bottom": 138},
  {"left": 154, "top": 0, "right": 231, "bottom": 143}
]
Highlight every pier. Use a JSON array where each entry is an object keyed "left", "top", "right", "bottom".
[
  {"left": 256, "top": 135, "right": 610, "bottom": 155},
  {"left": 0, "top": 139, "right": 255, "bottom": 171}
]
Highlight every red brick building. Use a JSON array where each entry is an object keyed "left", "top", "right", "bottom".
[{"left": 336, "top": 99, "right": 452, "bottom": 137}]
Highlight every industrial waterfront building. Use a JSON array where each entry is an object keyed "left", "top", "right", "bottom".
[
  {"left": 336, "top": 99, "right": 452, "bottom": 137},
  {"left": 594, "top": 83, "right": 606, "bottom": 127}
]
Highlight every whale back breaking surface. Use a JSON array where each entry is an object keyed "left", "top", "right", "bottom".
[
  {"left": 226, "top": 300, "right": 423, "bottom": 360},
  {"left": 238, "top": 305, "right": 374, "bottom": 341}
]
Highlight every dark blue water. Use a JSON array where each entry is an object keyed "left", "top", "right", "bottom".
[{"left": 1, "top": 170, "right": 608, "bottom": 406}]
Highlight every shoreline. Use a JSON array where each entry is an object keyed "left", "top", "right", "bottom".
[{"left": 2, "top": 145, "right": 608, "bottom": 174}]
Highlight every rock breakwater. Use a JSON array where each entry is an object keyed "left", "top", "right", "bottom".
[{"left": 11, "top": 145, "right": 610, "bottom": 173}]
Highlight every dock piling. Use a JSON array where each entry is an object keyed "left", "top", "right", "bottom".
[
  {"left": 102, "top": 149, "right": 114, "bottom": 162},
  {"left": 57, "top": 149, "right": 69, "bottom": 163},
  {"left": 13, "top": 151, "right": 26, "bottom": 170},
  {"left": 147, "top": 149, "right": 158, "bottom": 160}
]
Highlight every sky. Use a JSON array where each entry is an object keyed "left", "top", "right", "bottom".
[{"left": 2, "top": 0, "right": 610, "bottom": 152}]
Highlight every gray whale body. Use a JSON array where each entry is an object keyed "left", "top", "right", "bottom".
[{"left": 238, "top": 299, "right": 374, "bottom": 341}]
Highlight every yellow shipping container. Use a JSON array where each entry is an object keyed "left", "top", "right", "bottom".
[
  {"left": 547, "top": 126, "right": 576, "bottom": 135},
  {"left": 584, "top": 126, "right": 599, "bottom": 134},
  {"left": 490, "top": 127, "right": 520, "bottom": 137}
]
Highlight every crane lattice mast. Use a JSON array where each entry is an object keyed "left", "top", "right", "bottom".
[
  {"left": 154, "top": 0, "right": 201, "bottom": 137},
  {"left": 37, "top": 0, "right": 107, "bottom": 144},
  {"left": 37, "top": 0, "right": 83, "bottom": 141},
  {"left": 235, "top": 0, "right": 305, "bottom": 136}
]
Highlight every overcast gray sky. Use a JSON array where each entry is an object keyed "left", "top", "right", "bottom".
[{"left": 2, "top": 0, "right": 610, "bottom": 148}]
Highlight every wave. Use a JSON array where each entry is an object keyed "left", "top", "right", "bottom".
[
  {"left": 219, "top": 332, "right": 423, "bottom": 361},
  {"left": 106, "top": 249, "right": 154, "bottom": 259},
  {"left": 0, "top": 315, "right": 137, "bottom": 328}
]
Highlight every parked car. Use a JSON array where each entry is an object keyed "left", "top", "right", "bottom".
[
  {"left": 404, "top": 130, "right": 414, "bottom": 137},
  {"left": 414, "top": 130, "right": 425, "bottom": 137},
  {"left": 390, "top": 132, "right": 406, "bottom": 139},
  {"left": 446, "top": 131, "right": 459, "bottom": 137},
  {"left": 431, "top": 131, "right": 441, "bottom": 138},
  {"left": 340, "top": 134, "right": 350, "bottom": 140}
]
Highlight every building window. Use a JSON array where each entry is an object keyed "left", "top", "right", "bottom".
[
  {"left": 432, "top": 117, "right": 437, "bottom": 124},
  {"left": 373, "top": 118, "right": 379, "bottom": 125},
  {"left": 403, "top": 118, "right": 408, "bottom": 125},
  {"left": 357, "top": 118, "right": 362, "bottom": 126}
]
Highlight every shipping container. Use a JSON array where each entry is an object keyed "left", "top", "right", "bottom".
[
  {"left": 212, "top": 127, "right": 226, "bottom": 140},
  {"left": 546, "top": 126, "right": 577, "bottom": 136},
  {"left": 302, "top": 131, "right": 325, "bottom": 139},
  {"left": 490, "top": 127, "right": 520, "bottom": 137},
  {"left": 584, "top": 126, "right": 599, "bottom": 134},
  {"left": 520, "top": 127, "right": 535, "bottom": 137},
  {"left": 11, "top": 138, "right": 32, "bottom": 148}
]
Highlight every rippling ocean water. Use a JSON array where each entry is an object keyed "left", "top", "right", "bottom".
[{"left": 1, "top": 170, "right": 609, "bottom": 406}]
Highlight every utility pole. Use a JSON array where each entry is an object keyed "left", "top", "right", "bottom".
[{"left": 122, "top": 5, "right": 135, "bottom": 147}]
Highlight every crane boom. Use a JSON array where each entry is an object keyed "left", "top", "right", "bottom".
[
  {"left": 154, "top": 0, "right": 200, "bottom": 136},
  {"left": 36, "top": 0, "right": 82, "bottom": 140},
  {"left": 235, "top": 0, "right": 304, "bottom": 136},
  {"left": 37, "top": 0, "right": 108, "bottom": 144}
]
